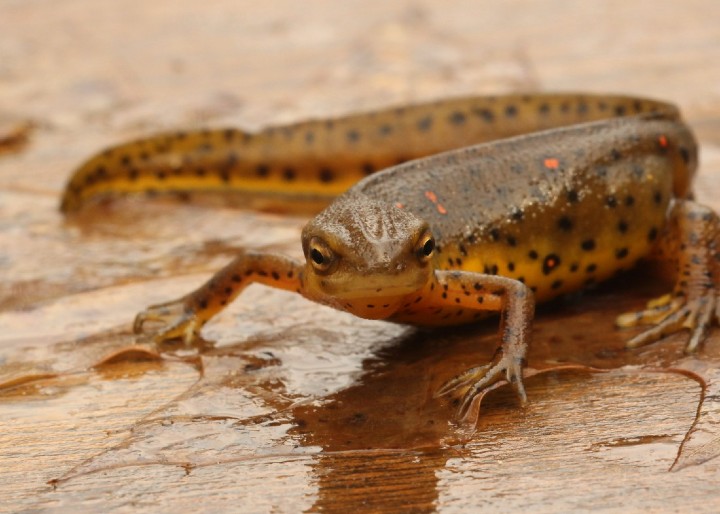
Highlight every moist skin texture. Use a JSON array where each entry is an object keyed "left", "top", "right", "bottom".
[{"left": 62, "top": 93, "right": 720, "bottom": 414}]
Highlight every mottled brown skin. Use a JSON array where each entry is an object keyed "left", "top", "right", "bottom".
[{"left": 63, "top": 94, "right": 720, "bottom": 414}]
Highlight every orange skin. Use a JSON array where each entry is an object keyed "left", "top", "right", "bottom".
[{"left": 62, "top": 94, "right": 720, "bottom": 414}]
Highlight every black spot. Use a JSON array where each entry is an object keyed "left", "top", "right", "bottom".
[
  {"left": 442, "top": 292, "right": 447, "bottom": 299},
  {"left": 570, "top": 263, "right": 579, "bottom": 272},
  {"left": 595, "top": 166, "right": 608, "bottom": 178},
  {"left": 459, "top": 244, "right": 467, "bottom": 256},
  {"left": 606, "top": 195, "right": 618, "bottom": 208},
  {"left": 367, "top": 304, "right": 374, "bottom": 309},
  {"left": 491, "top": 264, "right": 498, "bottom": 275},
  {"left": 219, "top": 170, "right": 230, "bottom": 183},
  {"left": 319, "top": 168, "right": 334, "bottom": 183},
  {"left": 283, "top": 168, "right": 296, "bottom": 181},
  {"left": 538, "top": 103, "right": 550, "bottom": 115},
  {"left": 614, "top": 105, "right": 627, "bottom": 116},
  {"left": 199, "top": 299, "right": 208, "bottom": 309},
  {"left": 618, "top": 220, "right": 628, "bottom": 233},
  {"left": 449, "top": 111, "right": 466, "bottom": 125},
  {"left": 567, "top": 190, "right": 579, "bottom": 203},
  {"left": 517, "top": 277, "right": 525, "bottom": 283},
  {"left": 490, "top": 228, "right": 500, "bottom": 241},
  {"left": 473, "top": 107, "right": 494, "bottom": 122},
  {"left": 195, "top": 167, "right": 206, "bottom": 177},
  {"left": 528, "top": 250, "right": 539, "bottom": 260},
  {"left": 346, "top": 130, "right": 360, "bottom": 142},
  {"left": 577, "top": 102, "right": 588, "bottom": 114},
  {"left": 653, "top": 191, "right": 663, "bottom": 204},
  {"left": 551, "top": 279, "right": 563, "bottom": 290},
  {"left": 586, "top": 263, "right": 597, "bottom": 273},
  {"left": 362, "top": 162, "right": 375, "bottom": 175},
  {"left": 610, "top": 149, "right": 622, "bottom": 161},
  {"left": 557, "top": 216, "right": 573, "bottom": 231},
  {"left": 477, "top": 297, "right": 484, "bottom": 303},
  {"left": 625, "top": 195, "right": 635, "bottom": 206},
  {"left": 511, "top": 208, "right": 523, "bottom": 221},
  {"left": 505, "top": 105, "right": 518, "bottom": 117},
  {"left": 616, "top": 248, "right": 629, "bottom": 259},
  {"left": 455, "top": 298, "right": 461, "bottom": 304},
  {"left": 456, "top": 258, "right": 463, "bottom": 266},
  {"left": 379, "top": 124, "right": 393, "bottom": 136},
  {"left": 581, "top": 239, "right": 596, "bottom": 251},
  {"left": 232, "top": 274, "right": 241, "bottom": 282},
  {"left": 271, "top": 271, "right": 280, "bottom": 280},
  {"left": 473, "top": 282, "right": 483, "bottom": 291},
  {"left": 508, "top": 262, "right": 515, "bottom": 272},
  {"left": 680, "top": 147, "right": 691, "bottom": 164},
  {"left": 507, "top": 236, "right": 517, "bottom": 246},
  {"left": 648, "top": 227, "right": 658, "bottom": 241},
  {"left": 256, "top": 164, "right": 270, "bottom": 177},
  {"left": 121, "top": 155, "right": 132, "bottom": 166},
  {"left": 224, "top": 287, "right": 232, "bottom": 295},
  {"left": 223, "top": 129, "right": 236, "bottom": 142},
  {"left": 542, "top": 254, "right": 561, "bottom": 275},
  {"left": 417, "top": 116, "right": 433, "bottom": 131}
]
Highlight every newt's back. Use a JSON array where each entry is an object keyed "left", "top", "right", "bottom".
[{"left": 353, "top": 113, "right": 696, "bottom": 302}]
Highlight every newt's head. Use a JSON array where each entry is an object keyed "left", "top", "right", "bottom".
[{"left": 301, "top": 194, "right": 435, "bottom": 319}]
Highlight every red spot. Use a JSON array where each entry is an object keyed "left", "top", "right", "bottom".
[
  {"left": 395, "top": 202, "right": 404, "bottom": 209},
  {"left": 424, "top": 190, "right": 447, "bottom": 215},
  {"left": 658, "top": 135, "right": 668, "bottom": 147},
  {"left": 544, "top": 158, "right": 559, "bottom": 169}
]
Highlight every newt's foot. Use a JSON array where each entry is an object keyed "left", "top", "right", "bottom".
[
  {"left": 435, "top": 350, "right": 527, "bottom": 418},
  {"left": 617, "top": 291, "right": 719, "bottom": 353},
  {"left": 133, "top": 298, "right": 202, "bottom": 345}
]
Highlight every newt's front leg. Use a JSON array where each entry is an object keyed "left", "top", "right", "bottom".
[
  {"left": 134, "top": 251, "right": 303, "bottom": 344},
  {"left": 430, "top": 271, "right": 535, "bottom": 415},
  {"left": 617, "top": 199, "right": 720, "bottom": 351}
]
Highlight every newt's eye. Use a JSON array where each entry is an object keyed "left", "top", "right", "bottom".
[
  {"left": 415, "top": 232, "right": 435, "bottom": 263},
  {"left": 308, "top": 237, "right": 336, "bottom": 272}
]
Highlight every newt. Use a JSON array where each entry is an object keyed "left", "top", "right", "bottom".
[{"left": 61, "top": 93, "right": 720, "bottom": 414}]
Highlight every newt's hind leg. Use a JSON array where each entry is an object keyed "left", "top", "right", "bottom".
[
  {"left": 134, "top": 251, "right": 303, "bottom": 345},
  {"left": 616, "top": 200, "right": 720, "bottom": 352}
]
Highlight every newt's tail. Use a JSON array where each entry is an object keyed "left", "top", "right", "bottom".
[
  {"left": 59, "top": 127, "right": 370, "bottom": 213},
  {"left": 60, "top": 94, "right": 682, "bottom": 214}
]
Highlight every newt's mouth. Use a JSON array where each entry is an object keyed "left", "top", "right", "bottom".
[{"left": 317, "top": 271, "right": 428, "bottom": 300}]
